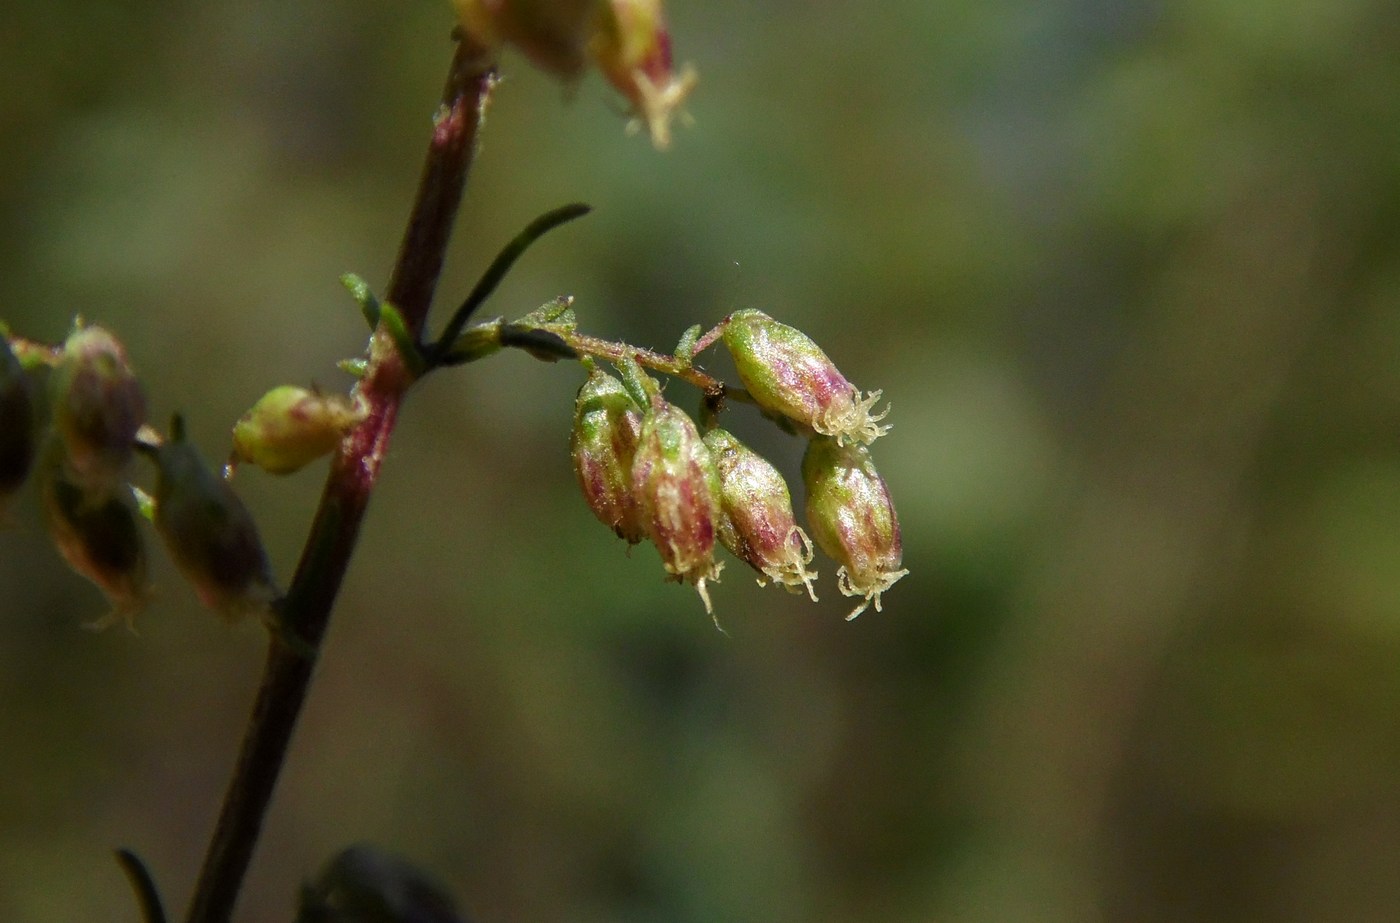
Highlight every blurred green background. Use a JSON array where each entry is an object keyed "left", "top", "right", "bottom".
[{"left": 5, "top": 1, "right": 1400, "bottom": 920}]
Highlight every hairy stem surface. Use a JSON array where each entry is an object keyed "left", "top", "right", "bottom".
[{"left": 183, "top": 38, "right": 496, "bottom": 923}]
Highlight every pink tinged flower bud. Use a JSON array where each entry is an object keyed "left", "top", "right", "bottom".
[
  {"left": 591, "top": 0, "right": 697, "bottom": 149},
  {"left": 230, "top": 386, "right": 365, "bottom": 475},
  {"left": 721, "top": 309, "right": 890, "bottom": 447},
  {"left": 0, "top": 336, "right": 37, "bottom": 499},
  {"left": 50, "top": 324, "right": 146, "bottom": 497},
  {"left": 39, "top": 447, "right": 149, "bottom": 630},
  {"left": 148, "top": 420, "right": 277, "bottom": 621},
  {"left": 802, "top": 437, "right": 908, "bottom": 620},
  {"left": 702, "top": 428, "right": 818, "bottom": 601},
  {"left": 571, "top": 368, "right": 646, "bottom": 544},
  {"left": 631, "top": 396, "right": 723, "bottom": 616}
]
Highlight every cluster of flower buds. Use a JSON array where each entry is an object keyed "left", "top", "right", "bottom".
[
  {"left": 2, "top": 321, "right": 284, "bottom": 629},
  {"left": 451, "top": 0, "right": 696, "bottom": 149},
  {"left": 569, "top": 309, "right": 905, "bottom": 623}
]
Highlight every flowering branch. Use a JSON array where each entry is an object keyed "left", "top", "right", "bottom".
[{"left": 181, "top": 36, "right": 496, "bottom": 923}]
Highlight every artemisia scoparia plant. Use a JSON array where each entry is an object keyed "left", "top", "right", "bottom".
[
  {"left": 0, "top": 0, "right": 905, "bottom": 637},
  {"left": 0, "top": 2, "right": 907, "bottom": 919}
]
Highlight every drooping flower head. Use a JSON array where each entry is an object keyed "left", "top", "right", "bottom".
[
  {"left": 802, "top": 437, "right": 907, "bottom": 620},
  {"left": 703, "top": 427, "right": 817, "bottom": 601},
  {"left": 230, "top": 385, "right": 365, "bottom": 476},
  {"left": 590, "top": 0, "right": 697, "bottom": 149},
  {"left": 38, "top": 443, "right": 149, "bottom": 630},
  {"left": 631, "top": 394, "right": 723, "bottom": 615},
  {"left": 722, "top": 309, "right": 889, "bottom": 447},
  {"left": 144, "top": 417, "right": 277, "bottom": 622},
  {"left": 49, "top": 323, "right": 146, "bottom": 498},
  {"left": 570, "top": 366, "right": 646, "bottom": 544},
  {"left": 450, "top": 0, "right": 695, "bottom": 149}
]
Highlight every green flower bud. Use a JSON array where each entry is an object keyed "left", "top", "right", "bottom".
[
  {"left": 571, "top": 367, "right": 646, "bottom": 544},
  {"left": 802, "top": 437, "right": 908, "bottom": 620},
  {"left": 39, "top": 445, "right": 149, "bottom": 630},
  {"left": 722, "top": 309, "right": 889, "bottom": 447},
  {"left": 702, "top": 428, "right": 817, "bottom": 601},
  {"left": 0, "top": 335, "right": 37, "bottom": 501},
  {"left": 230, "top": 386, "right": 365, "bottom": 475},
  {"left": 146, "top": 418, "right": 277, "bottom": 621},
  {"left": 632, "top": 396, "right": 723, "bottom": 616},
  {"left": 50, "top": 323, "right": 146, "bottom": 498}
]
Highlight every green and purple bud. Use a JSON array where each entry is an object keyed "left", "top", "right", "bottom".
[
  {"left": 230, "top": 385, "right": 365, "bottom": 476},
  {"left": 38, "top": 445, "right": 149, "bottom": 630},
  {"left": 144, "top": 418, "right": 277, "bottom": 622},
  {"left": 50, "top": 323, "right": 146, "bottom": 498},
  {"left": 631, "top": 395, "right": 723, "bottom": 616},
  {"left": 703, "top": 428, "right": 818, "bottom": 601},
  {"left": 0, "top": 335, "right": 37, "bottom": 502},
  {"left": 802, "top": 437, "right": 908, "bottom": 620},
  {"left": 721, "top": 309, "right": 890, "bottom": 447},
  {"left": 571, "top": 367, "right": 646, "bottom": 544}
]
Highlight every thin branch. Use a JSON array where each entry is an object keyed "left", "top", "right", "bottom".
[{"left": 182, "top": 37, "right": 496, "bottom": 923}]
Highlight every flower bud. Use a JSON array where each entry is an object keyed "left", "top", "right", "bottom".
[
  {"left": 722, "top": 309, "right": 889, "bottom": 446},
  {"left": 631, "top": 396, "right": 723, "bottom": 615},
  {"left": 39, "top": 445, "right": 149, "bottom": 629},
  {"left": 702, "top": 428, "right": 818, "bottom": 601},
  {"left": 453, "top": 0, "right": 604, "bottom": 79},
  {"left": 230, "top": 385, "right": 365, "bottom": 475},
  {"left": 802, "top": 437, "right": 908, "bottom": 620},
  {"left": 571, "top": 367, "right": 646, "bottom": 543},
  {"left": 146, "top": 418, "right": 277, "bottom": 621},
  {"left": 591, "top": 0, "right": 697, "bottom": 149},
  {"left": 50, "top": 323, "right": 146, "bottom": 497},
  {"left": 0, "top": 335, "right": 37, "bottom": 501}
]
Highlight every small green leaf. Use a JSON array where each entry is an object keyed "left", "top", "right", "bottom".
[
  {"left": 377, "top": 304, "right": 426, "bottom": 378},
  {"left": 337, "top": 358, "right": 369, "bottom": 378},
  {"left": 615, "top": 354, "right": 658, "bottom": 409},
  {"left": 674, "top": 324, "right": 702, "bottom": 364},
  {"left": 516, "top": 295, "right": 577, "bottom": 330},
  {"left": 342, "top": 274, "right": 382, "bottom": 329}
]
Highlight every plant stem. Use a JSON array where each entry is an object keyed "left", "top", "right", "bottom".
[{"left": 182, "top": 38, "right": 496, "bottom": 923}]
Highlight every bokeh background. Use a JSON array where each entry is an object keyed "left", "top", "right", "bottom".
[{"left": 5, "top": 1, "right": 1400, "bottom": 920}]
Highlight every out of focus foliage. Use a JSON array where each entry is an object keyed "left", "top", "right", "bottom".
[{"left": 4, "top": 1, "right": 1400, "bottom": 921}]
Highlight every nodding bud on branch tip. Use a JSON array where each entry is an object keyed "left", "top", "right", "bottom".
[
  {"left": 722, "top": 309, "right": 890, "bottom": 447},
  {"left": 703, "top": 428, "right": 818, "bottom": 601},
  {"left": 50, "top": 323, "right": 147, "bottom": 499},
  {"left": 39, "top": 445, "right": 149, "bottom": 630},
  {"left": 571, "top": 367, "right": 646, "bottom": 544},
  {"left": 802, "top": 437, "right": 907, "bottom": 620},
  {"left": 146, "top": 418, "right": 277, "bottom": 622},
  {"left": 632, "top": 395, "right": 723, "bottom": 618}
]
